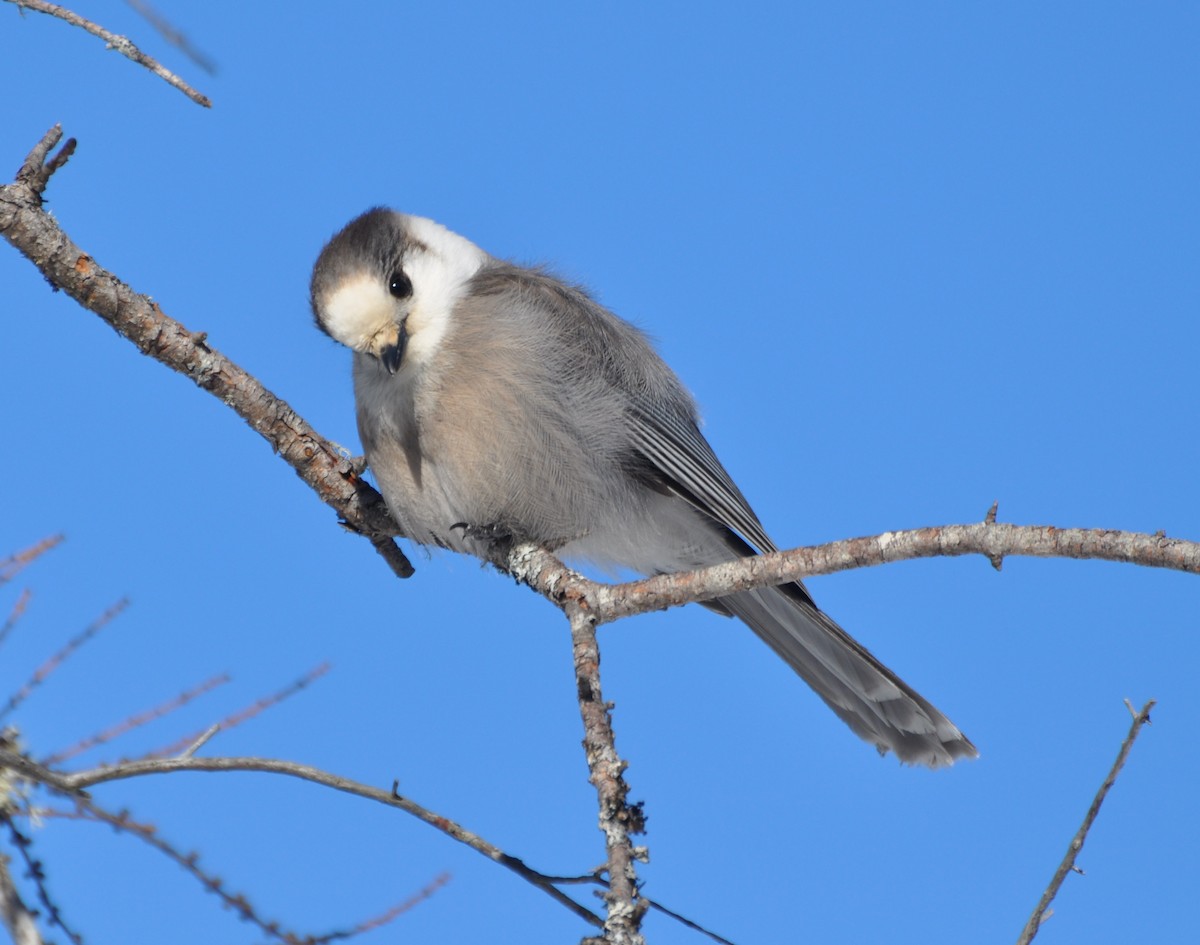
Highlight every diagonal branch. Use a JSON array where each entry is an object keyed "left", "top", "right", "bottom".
[
  {"left": 4, "top": 0, "right": 211, "bottom": 107},
  {"left": 1016, "top": 700, "right": 1156, "bottom": 944},
  {"left": 0, "top": 126, "right": 413, "bottom": 580}
]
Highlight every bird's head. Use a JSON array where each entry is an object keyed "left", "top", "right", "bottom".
[{"left": 310, "top": 208, "right": 489, "bottom": 374}]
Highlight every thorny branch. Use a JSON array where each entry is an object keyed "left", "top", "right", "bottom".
[
  {"left": 4, "top": 0, "right": 211, "bottom": 106},
  {"left": 1016, "top": 700, "right": 1157, "bottom": 945}
]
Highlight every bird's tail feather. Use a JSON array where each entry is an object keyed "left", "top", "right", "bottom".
[{"left": 720, "top": 584, "right": 977, "bottom": 767}]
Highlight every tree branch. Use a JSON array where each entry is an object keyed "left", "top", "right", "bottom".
[
  {"left": 567, "top": 606, "right": 647, "bottom": 945},
  {"left": 0, "top": 748, "right": 603, "bottom": 930},
  {"left": 1015, "top": 700, "right": 1156, "bottom": 945},
  {"left": 4, "top": 0, "right": 211, "bottom": 107},
  {"left": 504, "top": 522, "right": 1199, "bottom": 625},
  {"left": 0, "top": 126, "right": 413, "bottom": 580}
]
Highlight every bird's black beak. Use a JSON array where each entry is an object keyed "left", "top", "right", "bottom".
[{"left": 379, "top": 324, "right": 408, "bottom": 375}]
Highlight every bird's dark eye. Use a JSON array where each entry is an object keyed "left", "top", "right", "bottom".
[{"left": 389, "top": 270, "right": 413, "bottom": 299}]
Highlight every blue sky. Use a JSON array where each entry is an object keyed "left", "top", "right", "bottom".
[{"left": 1, "top": 3, "right": 1197, "bottom": 943}]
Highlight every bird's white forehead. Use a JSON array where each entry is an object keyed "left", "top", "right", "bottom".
[{"left": 322, "top": 273, "right": 394, "bottom": 351}]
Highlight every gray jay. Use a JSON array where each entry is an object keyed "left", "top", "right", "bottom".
[{"left": 310, "top": 208, "right": 976, "bottom": 767}]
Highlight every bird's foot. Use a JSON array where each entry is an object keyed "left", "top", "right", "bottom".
[{"left": 449, "top": 521, "right": 514, "bottom": 548}]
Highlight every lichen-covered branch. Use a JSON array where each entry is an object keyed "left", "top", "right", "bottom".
[
  {"left": 567, "top": 606, "right": 647, "bottom": 945},
  {"left": 504, "top": 523, "right": 1199, "bottom": 626}
]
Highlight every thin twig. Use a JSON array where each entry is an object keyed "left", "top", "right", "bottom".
[
  {"left": 34, "top": 800, "right": 454, "bottom": 943},
  {"left": 1, "top": 815, "right": 81, "bottom": 944},
  {"left": 139, "top": 662, "right": 330, "bottom": 760},
  {"left": 0, "top": 536, "right": 63, "bottom": 587},
  {"left": 5, "top": 0, "right": 211, "bottom": 106},
  {"left": 0, "top": 749, "right": 604, "bottom": 929},
  {"left": 644, "top": 896, "right": 738, "bottom": 945},
  {"left": 0, "top": 589, "right": 33, "bottom": 651},
  {"left": 40, "top": 674, "right": 231, "bottom": 766},
  {"left": 323, "top": 872, "right": 452, "bottom": 941},
  {"left": 1015, "top": 700, "right": 1156, "bottom": 945},
  {"left": 124, "top": 0, "right": 216, "bottom": 75},
  {"left": 0, "top": 598, "right": 129, "bottom": 722},
  {"left": 69, "top": 798, "right": 329, "bottom": 943},
  {"left": 179, "top": 724, "right": 220, "bottom": 759}
]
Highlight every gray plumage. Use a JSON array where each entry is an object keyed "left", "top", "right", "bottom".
[{"left": 310, "top": 207, "right": 977, "bottom": 767}]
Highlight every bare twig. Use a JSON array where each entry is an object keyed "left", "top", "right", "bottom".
[
  {"left": 0, "top": 536, "right": 63, "bottom": 587},
  {"left": 0, "top": 129, "right": 413, "bottom": 579},
  {"left": 140, "top": 662, "right": 330, "bottom": 760},
  {"left": 1015, "top": 700, "right": 1156, "bottom": 945},
  {"left": 2, "top": 815, "right": 80, "bottom": 944},
  {"left": 124, "top": 0, "right": 216, "bottom": 75},
  {"left": 0, "top": 852, "right": 43, "bottom": 945},
  {"left": 0, "top": 749, "right": 604, "bottom": 929},
  {"left": 0, "top": 589, "right": 33, "bottom": 651},
  {"left": 40, "top": 673, "right": 231, "bottom": 766},
  {"left": 4, "top": 0, "right": 211, "bottom": 106},
  {"left": 70, "top": 798, "right": 326, "bottom": 943},
  {"left": 643, "top": 896, "right": 737, "bottom": 945},
  {"left": 178, "top": 723, "right": 220, "bottom": 759},
  {"left": 327, "top": 872, "right": 452, "bottom": 940},
  {"left": 0, "top": 598, "right": 129, "bottom": 722},
  {"left": 30, "top": 799, "right": 450, "bottom": 941}
]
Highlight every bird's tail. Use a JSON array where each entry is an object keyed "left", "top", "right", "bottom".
[{"left": 718, "top": 582, "right": 977, "bottom": 767}]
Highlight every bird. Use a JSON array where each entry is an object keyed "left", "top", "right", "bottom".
[{"left": 309, "top": 208, "right": 977, "bottom": 767}]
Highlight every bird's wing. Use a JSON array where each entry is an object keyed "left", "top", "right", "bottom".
[{"left": 626, "top": 401, "right": 780, "bottom": 556}]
